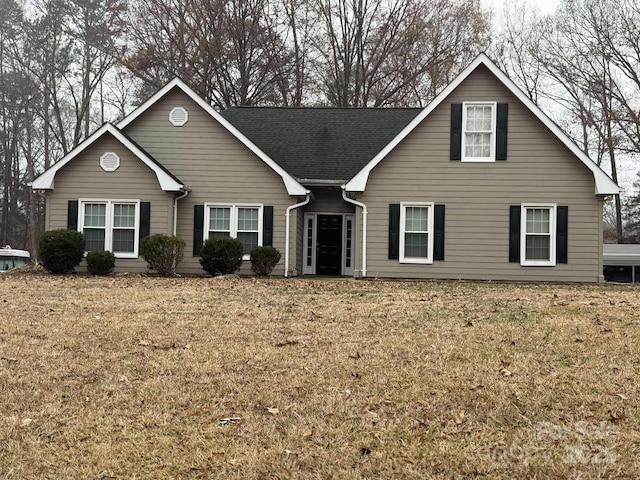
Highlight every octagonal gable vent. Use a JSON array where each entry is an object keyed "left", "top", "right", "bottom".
[
  {"left": 169, "top": 107, "right": 189, "bottom": 126},
  {"left": 100, "top": 152, "right": 120, "bottom": 172}
]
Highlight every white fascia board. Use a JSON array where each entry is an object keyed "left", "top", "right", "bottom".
[
  {"left": 31, "top": 124, "right": 184, "bottom": 192},
  {"left": 118, "top": 78, "right": 309, "bottom": 197},
  {"left": 345, "top": 53, "right": 620, "bottom": 196}
]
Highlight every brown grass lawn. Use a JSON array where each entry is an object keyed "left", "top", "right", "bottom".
[{"left": 0, "top": 273, "right": 639, "bottom": 479}]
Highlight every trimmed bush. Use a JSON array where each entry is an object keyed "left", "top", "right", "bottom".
[
  {"left": 199, "top": 237, "right": 244, "bottom": 276},
  {"left": 38, "top": 229, "right": 85, "bottom": 274},
  {"left": 250, "top": 246, "right": 281, "bottom": 276},
  {"left": 140, "top": 234, "right": 186, "bottom": 277},
  {"left": 86, "top": 250, "right": 115, "bottom": 276}
]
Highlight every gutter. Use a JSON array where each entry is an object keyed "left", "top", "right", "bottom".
[
  {"left": 284, "top": 193, "right": 311, "bottom": 277},
  {"left": 173, "top": 189, "right": 190, "bottom": 236},
  {"left": 341, "top": 188, "right": 367, "bottom": 278}
]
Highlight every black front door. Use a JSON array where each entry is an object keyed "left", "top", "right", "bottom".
[{"left": 316, "top": 215, "right": 342, "bottom": 275}]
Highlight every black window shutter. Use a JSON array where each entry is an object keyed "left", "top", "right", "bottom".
[
  {"left": 193, "top": 205, "right": 204, "bottom": 256},
  {"left": 509, "top": 205, "right": 521, "bottom": 263},
  {"left": 434, "top": 204, "right": 445, "bottom": 261},
  {"left": 450, "top": 103, "right": 462, "bottom": 161},
  {"left": 496, "top": 103, "right": 508, "bottom": 160},
  {"left": 263, "top": 206, "right": 274, "bottom": 246},
  {"left": 556, "top": 206, "right": 568, "bottom": 264},
  {"left": 67, "top": 200, "right": 79, "bottom": 230},
  {"left": 139, "top": 202, "right": 151, "bottom": 246},
  {"left": 389, "top": 204, "right": 400, "bottom": 260}
]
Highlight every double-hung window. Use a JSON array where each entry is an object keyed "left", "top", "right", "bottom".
[
  {"left": 462, "top": 102, "right": 496, "bottom": 161},
  {"left": 521, "top": 204, "right": 556, "bottom": 266},
  {"left": 80, "top": 200, "right": 139, "bottom": 258},
  {"left": 205, "top": 204, "right": 262, "bottom": 258},
  {"left": 400, "top": 202, "right": 434, "bottom": 264}
]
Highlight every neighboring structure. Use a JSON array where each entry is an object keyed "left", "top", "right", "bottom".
[
  {"left": 603, "top": 244, "right": 640, "bottom": 283},
  {"left": 31, "top": 54, "right": 619, "bottom": 281}
]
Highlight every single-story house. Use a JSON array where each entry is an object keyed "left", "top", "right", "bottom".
[{"left": 31, "top": 54, "right": 620, "bottom": 282}]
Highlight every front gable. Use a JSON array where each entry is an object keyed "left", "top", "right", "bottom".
[
  {"left": 345, "top": 54, "right": 619, "bottom": 196},
  {"left": 118, "top": 80, "right": 308, "bottom": 196},
  {"left": 31, "top": 124, "right": 184, "bottom": 192}
]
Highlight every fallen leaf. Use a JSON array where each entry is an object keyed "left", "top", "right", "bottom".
[
  {"left": 499, "top": 368, "right": 513, "bottom": 377},
  {"left": 302, "top": 427, "right": 313, "bottom": 439},
  {"left": 615, "top": 393, "right": 628, "bottom": 400},
  {"left": 470, "top": 384, "right": 484, "bottom": 391},
  {"left": 349, "top": 351, "right": 361, "bottom": 359},
  {"left": 453, "top": 409, "right": 466, "bottom": 424},
  {"left": 20, "top": 418, "right": 34, "bottom": 427},
  {"left": 364, "top": 410, "right": 378, "bottom": 419},
  {"left": 138, "top": 339, "right": 151, "bottom": 346},
  {"left": 267, "top": 407, "right": 279, "bottom": 415}
]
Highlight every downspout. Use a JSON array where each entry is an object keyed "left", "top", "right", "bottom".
[
  {"left": 342, "top": 188, "right": 367, "bottom": 278},
  {"left": 173, "top": 189, "right": 189, "bottom": 236},
  {"left": 285, "top": 193, "right": 311, "bottom": 277}
]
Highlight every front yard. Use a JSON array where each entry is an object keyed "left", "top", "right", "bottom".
[{"left": 1, "top": 274, "right": 638, "bottom": 478}]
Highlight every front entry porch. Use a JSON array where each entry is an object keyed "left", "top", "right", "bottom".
[{"left": 302, "top": 213, "right": 354, "bottom": 276}]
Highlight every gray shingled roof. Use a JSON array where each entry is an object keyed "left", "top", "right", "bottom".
[{"left": 220, "top": 107, "right": 422, "bottom": 182}]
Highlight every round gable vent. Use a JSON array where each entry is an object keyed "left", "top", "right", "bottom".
[
  {"left": 100, "top": 152, "right": 120, "bottom": 172},
  {"left": 169, "top": 107, "right": 189, "bottom": 126}
]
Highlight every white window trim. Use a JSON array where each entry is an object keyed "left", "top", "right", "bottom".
[
  {"left": 461, "top": 101, "right": 496, "bottom": 162},
  {"left": 78, "top": 199, "right": 140, "bottom": 259},
  {"left": 400, "top": 202, "right": 434, "bottom": 264},
  {"left": 204, "top": 203, "right": 263, "bottom": 260},
  {"left": 521, "top": 203, "right": 557, "bottom": 267}
]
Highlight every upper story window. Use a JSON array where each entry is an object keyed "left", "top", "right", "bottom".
[{"left": 462, "top": 102, "right": 496, "bottom": 162}]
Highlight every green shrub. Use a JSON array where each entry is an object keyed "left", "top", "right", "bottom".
[
  {"left": 86, "top": 250, "right": 115, "bottom": 276},
  {"left": 199, "top": 237, "right": 244, "bottom": 276},
  {"left": 140, "top": 234, "right": 186, "bottom": 277},
  {"left": 250, "top": 246, "right": 281, "bottom": 276},
  {"left": 38, "top": 229, "right": 85, "bottom": 274}
]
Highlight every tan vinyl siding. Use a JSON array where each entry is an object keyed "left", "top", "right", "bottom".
[
  {"left": 45, "top": 133, "right": 172, "bottom": 272},
  {"left": 123, "top": 88, "right": 294, "bottom": 275},
  {"left": 360, "top": 65, "right": 604, "bottom": 282}
]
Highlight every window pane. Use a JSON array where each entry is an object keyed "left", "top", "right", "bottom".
[
  {"left": 237, "top": 207, "right": 259, "bottom": 231},
  {"left": 405, "top": 233, "right": 428, "bottom": 258},
  {"left": 237, "top": 232, "right": 258, "bottom": 255},
  {"left": 113, "top": 204, "right": 136, "bottom": 228},
  {"left": 84, "top": 228, "right": 105, "bottom": 251},
  {"left": 466, "top": 106, "right": 492, "bottom": 131},
  {"left": 526, "top": 208, "right": 550, "bottom": 234},
  {"left": 209, "top": 207, "right": 230, "bottom": 231},
  {"left": 405, "top": 207, "right": 428, "bottom": 232},
  {"left": 113, "top": 229, "right": 135, "bottom": 253},
  {"left": 525, "top": 235, "right": 550, "bottom": 261},
  {"left": 465, "top": 133, "right": 491, "bottom": 158},
  {"left": 84, "top": 203, "right": 106, "bottom": 227}
]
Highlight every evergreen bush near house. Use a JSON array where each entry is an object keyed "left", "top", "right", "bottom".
[
  {"left": 38, "top": 229, "right": 85, "bottom": 274},
  {"left": 250, "top": 246, "right": 281, "bottom": 276},
  {"left": 199, "top": 237, "right": 244, "bottom": 276},
  {"left": 86, "top": 250, "right": 115, "bottom": 276},
  {"left": 140, "top": 234, "right": 186, "bottom": 277}
]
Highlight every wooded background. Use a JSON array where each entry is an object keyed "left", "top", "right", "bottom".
[{"left": 1, "top": 0, "right": 638, "bottom": 253}]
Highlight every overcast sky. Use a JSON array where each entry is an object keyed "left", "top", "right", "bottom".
[{"left": 482, "top": 0, "right": 561, "bottom": 16}]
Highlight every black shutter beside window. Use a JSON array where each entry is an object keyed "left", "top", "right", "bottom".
[
  {"left": 450, "top": 104, "right": 463, "bottom": 161},
  {"left": 67, "top": 200, "right": 79, "bottom": 230},
  {"left": 509, "top": 205, "right": 521, "bottom": 263},
  {"left": 388, "top": 204, "right": 400, "bottom": 260},
  {"left": 434, "top": 205, "right": 445, "bottom": 261},
  {"left": 450, "top": 103, "right": 462, "bottom": 160},
  {"left": 139, "top": 202, "right": 151, "bottom": 247},
  {"left": 263, "top": 206, "right": 274, "bottom": 247},
  {"left": 556, "top": 206, "right": 568, "bottom": 264},
  {"left": 193, "top": 205, "right": 204, "bottom": 256},
  {"left": 496, "top": 103, "right": 508, "bottom": 160}
]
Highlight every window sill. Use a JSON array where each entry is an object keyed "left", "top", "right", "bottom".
[
  {"left": 461, "top": 157, "right": 495, "bottom": 163},
  {"left": 400, "top": 258, "right": 433, "bottom": 265},
  {"left": 521, "top": 261, "right": 556, "bottom": 267}
]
